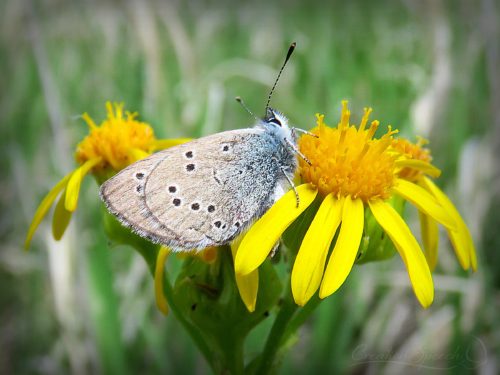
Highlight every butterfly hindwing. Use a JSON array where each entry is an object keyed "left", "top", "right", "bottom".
[
  {"left": 100, "top": 149, "right": 179, "bottom": 244},
  {"left": 100, "top": 128, "right": 282, "bottom": 250}
]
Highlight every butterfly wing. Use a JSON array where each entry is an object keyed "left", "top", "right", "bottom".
[{"left": 100, "top": 128, "right": 283, "bottom": 250}]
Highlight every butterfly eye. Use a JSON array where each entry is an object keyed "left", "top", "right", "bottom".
[{"left": 269, "top": 117, "right": 282, "bottom": 127}]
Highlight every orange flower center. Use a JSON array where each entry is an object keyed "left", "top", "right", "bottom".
[
  {"left": 298, "top": 101, "right": 398, "bottom": 202},
  {"left": 75, "top": 102, "right": 156, "bottom": 172}
]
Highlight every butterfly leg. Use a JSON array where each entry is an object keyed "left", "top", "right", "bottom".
[
  {"left": 285, "top": 138, "right": 312, "bottom": 166},
  {"left": 269, "top": 240, "right": 281, "bottom": 258},
  {"left": 292, "top": 127, "right": 319, "bottom": 138},
  {"left": 280, "top": 165, "right": 300, "bottom": 207}
]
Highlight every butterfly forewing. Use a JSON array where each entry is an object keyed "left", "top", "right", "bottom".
[{"left": 100, "top": 128, "right": 282, "bottom": 250}]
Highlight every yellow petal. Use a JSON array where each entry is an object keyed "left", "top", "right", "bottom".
[
  {"left": 292, "top": 194, "right": 343, "bottom": 306},
  {"left": 395, "top": 159, "right": 441, "bottom": 178},
  {"left": 448, "top": 230, "right": 471, "bottom": 270},
  {"left": 368, "top": 200, "right": 434, "bottom": 308},
  {"left": 154, "top": 246, "right": 170, "bottom": 315},
  {"left": 231, "top": 235, "right": 258, "bottom": 312},
  {"left": 128, "top": 148, "right": 150, "bottom": 162},
  {"left": 65, "top": 157, "right": 102, "bottom": 212},
  {"left": 393, "top": 179, "right": 456, "bottom": 230},
  {"left": 420, "top": 177, "right": 475, "bottom": 270},
  {"left": 25, "top": 171, "right": 73, "bottom": 249},
  {"left": 419, "top": 211, "right": 439, "bottom": 271},
  {"left": 467, "top": 229, "right": 478, "bottom": 272},
  {"left": 319, "top": 196, "right": 364, "bottom": 299},
  {"left": 235, "top": 184, "right": 318, "bottom": 275},
  {"left": 52, "top": 190, "right": 73, "bottom": 241},
  {"left": 153, "top": 138, "right": 192, "bottom": 150}
]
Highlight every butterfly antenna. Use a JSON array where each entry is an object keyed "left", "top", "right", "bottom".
[
  {"left": 265, "top": 42, "right": 296, "bottom": 113},
  {"left": 235, "top": 96, "right": 260, "bottom": 122}
]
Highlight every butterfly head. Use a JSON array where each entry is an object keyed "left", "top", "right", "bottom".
[
  {"left": 265, "top": 107, "right": 287, "bottom": 127},
  {"left": 262, "top": 107, "right": 294, "bottom": 143}
]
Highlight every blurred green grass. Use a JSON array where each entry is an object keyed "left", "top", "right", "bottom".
[{"left": 1, "top": 0, "right": 498, "bottom": 374}]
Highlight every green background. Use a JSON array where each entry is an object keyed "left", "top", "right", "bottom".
[{"left": 1, "top": 0, "right": 498, "bottom": 373}]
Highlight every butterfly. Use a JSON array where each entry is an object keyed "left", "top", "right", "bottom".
[{"left": 100, "top": 42, "right": 312, "bottom": 251}]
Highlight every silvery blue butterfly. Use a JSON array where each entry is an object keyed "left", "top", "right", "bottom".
[{"left": 100, "top": 43, "right": 311, "bottom": 251}]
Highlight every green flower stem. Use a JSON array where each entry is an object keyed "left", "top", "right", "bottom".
[
  {"left": 103, "top": 211, "right": 217, "bottom": 373},
  {"left": 127, "top": 239, "right": 217, "bottom": 372},
  {"left": 256, "top": 283, "right": 298, "bottom": 375},
  {"left": 285, "top": 295, "right": 322, "bottom": 340},
  {"left": 251, "top": 201, "right": 324, "bottom": 375},
  {"left": 160, "top": 273, "right": 219, "bottom": 373},
  {"left": 216, "top": 329, "right": 245, "bottom": 375}
]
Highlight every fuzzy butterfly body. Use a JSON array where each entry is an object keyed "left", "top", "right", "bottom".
[{"left": 99, "top": 109, "right": 298, "bottom": 251}]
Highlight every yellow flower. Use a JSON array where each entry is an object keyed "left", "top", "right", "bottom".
[
  {"left": 235, "top": 101, "right": 460, "bottom": 308},
  {"left": 26, "top": 102, "right": 255, "bottom": 316},
  {"left": 25, "top": 102, "right": 189, "bottom": 249},
  {"left": 392, "top": 138, "right": 477, "bottom": 271}
]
